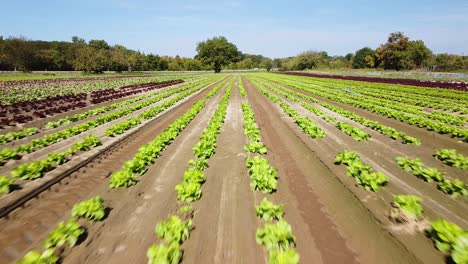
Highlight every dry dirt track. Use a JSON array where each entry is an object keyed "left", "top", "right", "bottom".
[{"left": 0, "top": 73, "right": 466, "bottom": 264}]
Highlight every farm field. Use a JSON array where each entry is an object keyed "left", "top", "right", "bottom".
[{"left": 0, "top": 72, "right": 467, "bottom": 264}]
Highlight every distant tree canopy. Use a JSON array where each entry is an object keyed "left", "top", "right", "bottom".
[
  {"left": 353, "top": 47, "right": 377, "bottom": 69},
  {"left": 0, "top": 36, "right": 213, "bottom": 72},
  {"left": 0, "top": 32, "right": 466, "bottom": 73},
  {"left": 196, "top": 36, "right": 240, "bottom": 73},
  {"left": 375, "top": 32, "right": 432, "bottom": 70}
]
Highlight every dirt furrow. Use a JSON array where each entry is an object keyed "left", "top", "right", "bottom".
[
  {"left": 244, "top": 77, "right": 422, "bottom": 264},
  {"left": 0, "top": 81, "right": 220, "bottom": 263},
  {"left": 61, "top": 83, "right": 229, "bottom": 264},
  {"left": 182, "top": 80, "right": 264, "bottom": 264}
]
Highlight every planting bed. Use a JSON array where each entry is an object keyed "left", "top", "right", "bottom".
[{"left": 0, "top": 72, "right": 466, "bottom": 264}]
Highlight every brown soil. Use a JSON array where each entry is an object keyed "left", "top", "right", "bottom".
[
  {"left": 181, "top": 79, "right": 264, "bottom": 263},
  {"left": 243, "top": 77, "right": 422, "bottom": 263},
  {"left": 0, "top": 80, "right": 222, "bottom": 263},
  {"left": 61, "top": 81, "right": 229, "bottom": 264},
  {"left": 0, "top": 73, "right": 466, "bottom": 264}
]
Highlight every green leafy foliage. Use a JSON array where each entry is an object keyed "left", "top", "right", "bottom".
[
  {"left": 435, "top": 149, "right": 468, "bottom": 170},
  {"left": 11, "top": 135, "right": 101, "bottom": 181},
  {"left": 44, "top": 219, "right": 84, "bottom": 249},
  {"left": 175, "top": 170, "right": 205, "bottom": 202},
  {"left": 0, "top": 147, "right": 18, "bottom": 163},
  {"left": 256, "top": 198, "right": 284, "bottom": 222},
  {"left": 0, "top": 175, "right": 13, "bottom": 195},
  {"left": 396, "top": 157, "right": 423, "bottom": 172},
  {"left": 16, "top": 249, "right": 59, "bottom": 264},
  {"left": 397, "top": 156, "right": 467, "bottom": 197},
  {"left": 179, "top": 205, "right": 193, "bottom": 214},
  {"left": 256, "top": 220, "right": 296, "bottom": 251},
  {"left": 0, "top": 127, "right": 38, "bottom": 146},
  {"left": 238, "top": 77, "right": 247, "bottom": 97},
  {"left": 105, "top": 86, "right": 206, "bottom": 137},
  {"left": 254, "top": 76, "right": 421, "bottom": 145},
  {"left": 269, "top": 248, "right": 300, "bottom": 264},
  {"left": 259, "top": 74, "right": 464, "bottom": 142},
  {"left": 155, "top": 215, "right": 192, "bottom": 244},
  {"left": 438, "top": 179, "right": 468, "bottom": 198},
  {"left": 72, "top": 196, "right": 106, "bottom": 221},
  {"left": 246, "top": 156, "right": 278, "bottom": 193},
  {"left": 109, "top": 100, "right": 206, "bottom": 188},
  {"left": 335, "top": 150, "right": 388, "bottom": 191},
  {"left": 241, "top": 102, "right": 261, "bottom": 142},
  {"left": 452, "top": 235, "right": 468, "bottom": 264},
  {"left": 175, "top": 181, "right": 202, "bottom": 202},
  {"left": 336, "top": 122, "right": 371, "bottom": 141},
  {"left": 430, "top": 219, "right": 466, "bottom": 254},
  {"left": 147, "top": 242, "right": 182, "bottom": 264},
  {"left": 334, "top": 150, "right": 360, "bottom": 165},
  {"left": 244, "top": 141, "right": 267, "bottom": 154},
  {"left": 109, "top": 170, "right": 138, "bottom": 188},
  {"left": 391, "top": 195, "right": 423, "bottom": 220},
  {"left": 187, "top": 158, "right": 208, "bottom": 171}
]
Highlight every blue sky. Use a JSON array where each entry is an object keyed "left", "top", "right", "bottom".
[{"left": 1, "top": 0, "right": 468, "bottom": 58}]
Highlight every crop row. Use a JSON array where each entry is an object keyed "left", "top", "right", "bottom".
[
  {"left": 0, "top": 75, "right": 189, "bottom": 105},
  {"left": 265, "top": 74, "right": 468, "bottom": 141},
  {"left": 254, "top": 76, "right": 420, "bottom": 144},
  {"left": 44, "top": 79, "right": 201, "bottom": 129},
  {"left": 104, "top": 78, "right": 224, "bottom": 137},
  {"left": 0, "top": 135, "right": 101, "bottom": 197},
  {"left": 240, "top": 87, "right": 299, "bottom": 263},
  {"left": 0, "top": 79, "right": 185, "bottom": 126},
  {"left": 249, "top": 78, "right": 326, "bottom": 139},
  {"left": 13, "top": 77, "right": 223, "bottom": 262},
  {"left": 334, "top": 150, "right": 389, "bottom": 191},
  {"left": 147, "top": 78, "right": 233, "bottom": 263},
  {"left": 252, "top": 74, "right": 467, "bottom": 263},
  {"left": 397, "top": 157, "right": 467, "bottom": 197},
  {"left": 296, "top": 75, "right": 468, "bottom": 115},
  {"left": 434, "top": 149, "right": 468, "bottom": 170},
  {"left": 255, "top": 78, "right": 373, "bottom": 142},
  {"left": 0, "top": 78, "right": 217, "bottom": 165},
  {"left": 16, "top": 195, "right": 107, "bottom": 263},
  {"left": 282, "top": 72, "right": 468, "bottom": 101},
  {"left": 0, "top": 79, "right": 194, "bottom": 147}
]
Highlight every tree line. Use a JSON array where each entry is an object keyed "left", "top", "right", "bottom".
[
  {"left": 0, "top": 33, "right": 466, "bottom": 73},
  {"left": 277, "top": 32, "right": 468, "bottom": 72}
]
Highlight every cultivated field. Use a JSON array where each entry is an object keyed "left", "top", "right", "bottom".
[{"left": 0, "top": 72, "right": 466, "bottom": 264}]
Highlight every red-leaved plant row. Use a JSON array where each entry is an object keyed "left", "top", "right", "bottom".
[
  {"left": 0, "top": 75, "right": 147, "bottom": 90},
  {"left": 0, "top": 80, "right": 183, "bottom": 127},
  {"left": 281, "top": 72, "right": 468, "bottom": 91}
]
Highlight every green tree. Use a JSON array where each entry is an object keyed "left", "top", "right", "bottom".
[
  {"left": 88, "top": 39, "right": 110, "bottom": 50},
  {"left": 74, "top": 46, "right": 109, "bottom": 73},
  {"left": 260, "top": 58, "right": 273, "bottom": 71},
  {"left": 71, "top": 36, "right": 86, "bottom": 44},
  {"left": 273, "top": 58, "right": 282, "bottom": 69},
  {"left": 4, "top": 36, "right": 34, "bottom": 71},
  {"left": 294, "top": 51, "right": 326, "bottom": 70},
  {"left": 407, "top": 40, "right": 432, "bottom": 67},
  {"left": 196, "top": 36, "right": 240, "bottom": 73},
  {"left": 376, "top": 32, "right": 431, "bottom": 70},
  {"left": 353, "top": 47, "right": 376, "bottom": 68}
]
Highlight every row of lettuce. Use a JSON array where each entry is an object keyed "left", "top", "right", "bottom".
[
  {"left": 246, "top": 75, "right": 467, "bottom": 264},
  {"left": 0, "top": 77, "right": 226, "bottom": 198},
  {"left": 0, "top": 78, "right": 209, "bottom": 164},
  {"left": 240, "top": 77, "right": 300, "bottom": 264},
  {"left": 147, "top": 78, "right": 233, "bottom": 263},
  {"left": 262, "top": 73, "right": 468, "bottom": 142},
  {"left": 289, "top": 74, "right": 468, "bottom": 114},
  {"left": 14, "top": 76, "right": 229, "bottom": 263}
]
